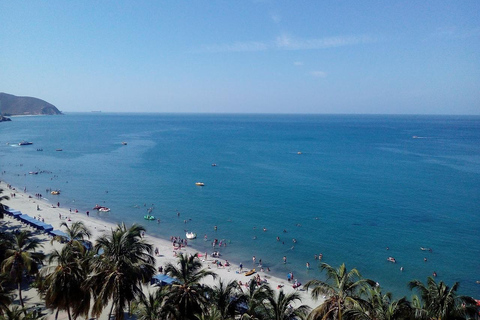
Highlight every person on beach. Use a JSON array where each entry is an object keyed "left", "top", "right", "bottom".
[{"left": 239, "top": 263, "right": 243, "bottom": 272}]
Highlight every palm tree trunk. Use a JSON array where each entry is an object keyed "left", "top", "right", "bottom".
[
  {"left": 338, "top": 300, "right": 342, "bottom": 320},
  {"left": 108, "top": 302, "right": 115, "bottom": 320},
  {"left": 67, "top": 306, "right": 72, "bottom": 320},
  {"left": 18, "top": 282, "right": 26, "bottom": 315}
]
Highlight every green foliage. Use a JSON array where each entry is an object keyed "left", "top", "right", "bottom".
[
  {"left": 87, "top": 223, "right": 156, "bottom": 320},
  {"left": 0, "top": 230, "right": 44, "bottom": 311}
]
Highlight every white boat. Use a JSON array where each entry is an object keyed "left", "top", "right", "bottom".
[
  {"left": 186, "top": 232, "right": 197, "bottom": 239},
  {"left": 99, "top": 207, "right": 111, "bottom": 212},
  {"left": 195, "top": 182, "right": 205, "bottom": 186}
]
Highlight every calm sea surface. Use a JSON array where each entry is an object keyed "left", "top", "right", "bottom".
[{"left": 1, "top": 113, "right": 479, "bottom": 299}]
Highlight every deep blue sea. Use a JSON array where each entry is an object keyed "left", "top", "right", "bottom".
[{"left": 1, "top": 113, "right": 479, "bottom": 299}]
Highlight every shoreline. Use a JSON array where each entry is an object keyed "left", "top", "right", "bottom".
[{"left": 1, "top": 180, "right": 323, "bottom": 318}]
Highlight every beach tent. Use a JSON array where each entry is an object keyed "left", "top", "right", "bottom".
[
  {"left": 36, "top": 221, "right": 54, "bottom": 232},
  {"left": 151, "top": 274, "right": 176, "bottom": 286},
  {"left": 6, "top": 210, "right": 21, "bottom": 217},
  {"left": 18, "top": 214, "right": 36, "bottom": 226},
  {"left": 17, "top": 214, "right": 54, "bottom": 231},
  {"left": 49, "top": 229, "right": 70, "bottom": 240},
  {"left": 10, "top": 210, "right": 23, "bottom": 218}
]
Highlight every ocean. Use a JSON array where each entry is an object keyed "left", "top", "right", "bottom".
[{"left": 1, "top": 113, "right": 479, "bottom": 299}]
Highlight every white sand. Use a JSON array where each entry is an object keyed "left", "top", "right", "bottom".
[{"left": 1, "top": 180, "right": 323, "bottom": 319}]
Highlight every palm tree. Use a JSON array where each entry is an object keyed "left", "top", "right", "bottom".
[
  {"left": 1, "top": 230, "right": 44, "bottom": 311},
  {"left": 41, "top": 245, "right": 91, "bottom": 320},
  {"left": 211, "top": 279, "right": 242, "bottom": 320},
  {"left": 53, "top": 221, "right": 91, "bottom": 252},
  {"left": 237, "top": 280, "right": 272, "bottom": 320},
  {"left": 164, "top": 252, "right": 217, "bottom": 320},
  {"left": 0, "top": 305, "right": 43, "bottom": 320},
  {"left": 409, "top": 276, "right": 477, "bottom": 320},
  {"left": 87, "top": 223, "right": 156, "bottom": 320},
  {"left": 304, "top": 263, "right": 375, "bottom": 320},
  {"left": 0, "top": 273, "right": 13, "bottom": 315},
  {"left": 344, "top": 286, "right": 411, "bottom": 320},
  {"left": 265, "top": 289, "right": 311, "bottom": 320},
  {"left": 0, "top": 188, "right": 10, "bottom": 220},
  {"left": 132, "top": 287, "right": 170, "bottom": 320}
]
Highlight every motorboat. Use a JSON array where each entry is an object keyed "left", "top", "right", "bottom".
[
  {"left": 186, "top": 232, "right": 197, "bottom": 239},
  {"left": 195, "top": 182, "right": 205, "bottom": 186},
  {"left": 19, "top": 141, "right": 33, "bottom": 146},
  {"left": 98, "top": 207, "right": 110, "bottom": 212},
  {"left": 29, "top": 171, "right": 38, "bottom": 175},
  {"left": 51, "top": 190, "right": 60, "bottom": 195},
  {"left": 122, "top": 142, "right": 127, "bottom": 145},
  {"left": 387, "top": 257, "right": 396, "bottom": 263},
  {"left": 420, "top": 247, "right": 432, "bottom": 252}
]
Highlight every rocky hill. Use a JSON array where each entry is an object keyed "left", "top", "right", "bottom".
[{"left": 0, "top": 92, "right": 62, "bottom": 116}]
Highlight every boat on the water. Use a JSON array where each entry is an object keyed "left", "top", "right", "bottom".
[
  {"left": 19, "top": 141, "right": 33, "bottom": 146},
  {"left": 144, "top": 215, "right": 155, "bottom": 220},
  {"left": 93, "top": 205, "right": 110, "bottom": 212},
  {"left": 56, "top": 149, "right": 63, "bottom": 151},
  {"left": 387, "top": 257, "right": 396, "bottom": 263},
  {"left": 122, "top": 142, "right": 127, "bottom": 145},
  {"left": 51, "top": 190, "right": 60, "bottom": 195},
  {"left": 29, "top": 171, "right": 38, "bottom": 175},
  {"left": 195, "top": 182, "right": 205, "bottom": 186},
  {"left": 420, "top": 247, "right": 433, "bottom": 252},
  {"left": 186, "top": 232, "right": 197, "bottom": 239}
]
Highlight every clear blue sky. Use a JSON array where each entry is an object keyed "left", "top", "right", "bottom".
[{"left": 1, "top": 1, "right": 479, "bottom": 114}]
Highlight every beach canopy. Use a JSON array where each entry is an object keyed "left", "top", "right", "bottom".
[
  {"left": 17, "top": 214, "right": 54, "bottom": 231},
  {"left": 151, "top": 274, "right": 176, "bottom": 286},
  {"left": 10, "top": 210, "right": 22, "bottom": 217},
  {"left": 49, "top": 229, "right": 70, "bottom": 241}
]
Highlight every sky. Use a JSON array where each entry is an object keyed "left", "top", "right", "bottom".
[{"left": 0, "top": 1, "right": 479, "bottom": 114}]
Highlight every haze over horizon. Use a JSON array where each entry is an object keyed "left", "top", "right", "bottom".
[{"left": 1, "top": 1, "right": 479, "bottom": 115}]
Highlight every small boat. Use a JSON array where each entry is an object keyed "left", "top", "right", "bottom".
[
  {"left": 29, "top": 171, "right": 38, "bottom": 175},
  {"left": 387, "top": 257, "right": 396, "bottom": 263},
  {"left": 19, "top": 141, "right": 33, "bottom": 146},
  {"left": 297, "top": 151, "right": 302, "bottom": 155},
  {"left": 195, "top": 182, "right": 205, "bottom": 186},
  {"left": 245, "top": 269, "right": 256, "bottom": 276},
  {"left": 99, "top": 207, "right": 110, "bottom": 212},
  {"left": 122, "top": 142, "right": 127, "bottom": 145},
  {"left": 144, "top": 215, "right": 155, "bottom": 220},
  {"left": 186, "top": 232, "right": 197, "bottom": 239},
  {"left": 420, "top": 247, "right": 433, "bottom": 252},
  {"left": 211, "top": 163, "right": 217, "bottom": 167},
  {"left": 51, "top": 190, "right": 60, "bottom": 195},
  {"left": 56, "top": 149, "right": 63, "bottom": 152}
]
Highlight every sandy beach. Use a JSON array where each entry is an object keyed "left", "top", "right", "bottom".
[{"left": 1, "top": 180, "right": 323, "bottom": 319}]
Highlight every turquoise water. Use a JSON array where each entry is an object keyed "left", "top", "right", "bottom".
[{"left": 1, "top": 113, "right": 479, "bottom": 299}]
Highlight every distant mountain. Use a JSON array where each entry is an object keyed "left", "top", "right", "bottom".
[{"left": 0, "top": 92, "right": 62, "bottom": 116}]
